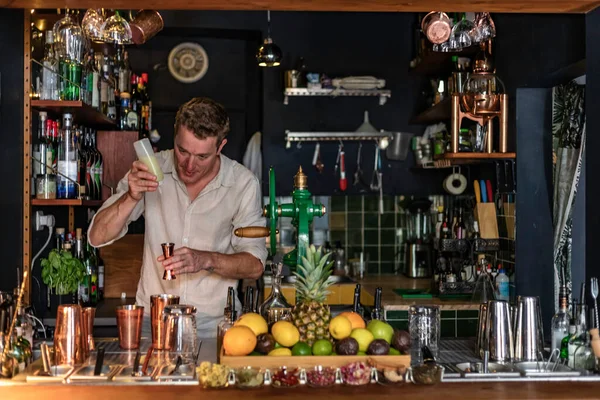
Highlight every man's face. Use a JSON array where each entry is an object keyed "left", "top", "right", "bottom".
[{"left": 174, "top": 126, "right": 227, "bottom": 185}]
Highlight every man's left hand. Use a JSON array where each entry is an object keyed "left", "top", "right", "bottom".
[{"left": 158, "top": 247, "right": 214, "bottom": 275}]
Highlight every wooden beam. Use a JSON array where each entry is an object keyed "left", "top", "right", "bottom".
[
  {"left": 22, "top": 9, "right": 31, "bottom": 304},
  {"left": 9, "top": 0, "right": 600, "bottom": 13}
]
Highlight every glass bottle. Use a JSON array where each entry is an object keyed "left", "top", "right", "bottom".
[
  {"left": 217, "top": 287, "right": 236, "bottom": 362},
  {"left": 551, "top": 286, "right": 571, "bottom": 352},
  {"left": 76, "top": 127, "right": 88, "bottom": 199},
  {"left": 573, "top": 333, "right": 595, "bottom": 371},
  {"left": 41, "top": 30, "right": 59, "bottom": 100},
  {"left": 371, "top": 287, "right": 383, "bottom": 321},
  {"left": 84, "top": 129, "right": 96, "bottom": 200},
  {"left": 92, "top": 131, "right": 103, "bottom": 200},
  {"left": 454, "top": 208, "right": 466, "bottom": 239},
  {"left": 85, "top": 239, "right": 98, "bottom": 306},
  {"left": 96, "top": 248, "right": 104, "bottom": 302},
  {"left": 568, "top": 305, "right": 588, "bottom": 369},
  {"left": 560, "top": 322, "right": 576, "bottom": 362},
  {"left": 119, "top": 50, "right": 131, "bottom": 94},
  {"left": 75, "top": 228, "right": 89, "bottom": 305},
  {"left": 353, "top": 283, "right": 364, "bottom": 317},
  {"left": 259, "top": 263, "right": 292, "bottom": 327},
  {"left": 57, "top": 113, "right": 78, "bottom": 199},
  {"left": 242, "top": 287, "right": 255, "bottom": 314}
]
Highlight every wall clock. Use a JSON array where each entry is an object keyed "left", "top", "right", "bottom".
[{"left": 168, "top": 42, "right": 209, "bottom": 83}]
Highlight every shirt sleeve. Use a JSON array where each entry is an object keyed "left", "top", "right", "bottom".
[
  {"left": 87, "top": 171, "right": 145, "bottom": 248},
  {"left": 231, "top": 174, "right": 268, "bottom": 267}
]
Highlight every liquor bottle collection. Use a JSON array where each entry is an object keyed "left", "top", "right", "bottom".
[
  {"left": 33, "top": 112, "right": 104, "bottom": 200},
  {"left": 38, "top": 23, "right": 153, "bottom": 137}
]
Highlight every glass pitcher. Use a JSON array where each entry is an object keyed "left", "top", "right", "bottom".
[{"left": 163, "top": 304, "right": 198, "bottom": 363}]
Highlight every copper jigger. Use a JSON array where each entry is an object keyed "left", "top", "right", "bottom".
[
  {"left": 161, "top": 242, "right": 176, "bottom": 280},
  {"left": 54, "top": 304, "right": 84, "bottom": 366},
  {"left": 115, "top": 305, "right": 145, "bottom": 349},
  {"left": 151, "top": 294, "right": 180, "bottom": 349},
  {"left": 130, "top": 10, "right": 164, "bottom": 45},
  {"left": 82, "top": 307, "right": 96, "bottom": 357}
]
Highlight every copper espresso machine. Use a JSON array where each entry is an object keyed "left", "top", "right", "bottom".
[{"left": 450, "top": 41, "right": 508, "bottom": 154}]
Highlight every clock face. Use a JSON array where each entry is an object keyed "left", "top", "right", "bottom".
[{"left": 168, "top": 42, "right": 209, "bottom": 83}]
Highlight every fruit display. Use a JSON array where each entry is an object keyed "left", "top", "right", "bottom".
[{"left": 292, "top": 245, "right": 334, "bottom": 346}]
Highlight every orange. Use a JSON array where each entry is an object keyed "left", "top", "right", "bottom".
[
  {"left": 223, "top": 326, "right": 257, "bottom": 356},
  {"left": 339, "top": 311, "right": 366, "bottom": 329}
]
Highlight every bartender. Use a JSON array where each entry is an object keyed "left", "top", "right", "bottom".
[{"left": 88, "top": 97, "right": 267, "bottom": 337}]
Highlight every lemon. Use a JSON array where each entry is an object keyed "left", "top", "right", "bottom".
[
  {"left": 350, "top": 328, "right": 375, "bottom": 353},
  {"left": 268, "top": 347, "right": 292, "bottom": 356},
  {"left": 234, "top": 313, "right": 268, "bottom": 336},
  {"left": 329, "top": 315, "right": 353, "bottom": 340},
  {"left": 271, "top": 321, "right": 300, "bottom": 347}
]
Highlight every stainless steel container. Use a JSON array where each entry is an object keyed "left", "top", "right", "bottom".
[
  {"left": 405, "top": 244, "right": 433, "bottom": 278},
  {"left": 485, "top": 300, "right": 514, "bottom": 362},
  {"left": 514, "top": 296, "right": 544, "bottom": 362}
]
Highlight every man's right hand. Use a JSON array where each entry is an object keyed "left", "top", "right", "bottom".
[{"left": 127, "top": 160, "right": 159, "bottom": 201}]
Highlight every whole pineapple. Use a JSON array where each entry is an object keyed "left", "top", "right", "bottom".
[{"left": 292, "top": 245, "right": 335, "bottom": 347}]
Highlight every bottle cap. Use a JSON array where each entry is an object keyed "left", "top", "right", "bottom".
[{"left": 121, "top": 292, "right": 126, "bottom": 299}]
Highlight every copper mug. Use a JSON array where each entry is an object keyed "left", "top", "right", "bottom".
[
  {"left": 151, "top": 294, "right": 180, "bottom": 349},
  {"left": 421, "top": 11, "right": 452, "bottom": 44},
  {"left": 130, "top": 10, "right": 164, "bottom": 45},
  {"left": 116, "top": 305, "right": 145, "bottom": 349},
  {"left": 54, "top": 304, "right": 84, "bottom": 366}
]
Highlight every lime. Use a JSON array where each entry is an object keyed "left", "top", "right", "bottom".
[
  {"left": 357, "top": 351, "right": 367, "bottom": 356},
  {"left": 388, "top": 348, "right": 401, "bottom": 355},
  {"left": 292, "top": 342, "right": 312, "bottom": 356},
  {"left": 250, "top": 351, "right": 262, "bottom": 356},
  {"left": 312, "top": 339, "right": 333, "bottom": 356},
  {"left": 274, "top": 342, "right": 283, "bottom": 349}
]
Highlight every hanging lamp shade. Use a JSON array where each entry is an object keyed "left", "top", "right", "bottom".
[
  {"left": 257, "top": 37, "right": 282, "bottom": 67},
  {"left": 256, "top": 10, "right": 282, "bottom": 67}
]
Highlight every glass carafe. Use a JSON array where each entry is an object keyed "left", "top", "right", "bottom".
[{"left": 259, "top": 264, "right": 292, "bottom": 327}]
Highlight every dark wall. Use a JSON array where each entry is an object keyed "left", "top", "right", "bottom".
[{"left": 0, "top": 9, "right": 23, "bottom": 291}]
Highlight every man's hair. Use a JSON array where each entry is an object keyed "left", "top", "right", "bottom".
[{"left": 174, "top": 97, "right": 230, "bottom": 146}]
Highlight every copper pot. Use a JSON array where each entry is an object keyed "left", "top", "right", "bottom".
[
  {"left": 130, "top": 10, "right": 164, "bottom": 45},
  {"left": 421, "top": 12, "right": 452, "bottom": 44},
  {"left": 54, "top": 304, "right": 84, "bottom": 366}
]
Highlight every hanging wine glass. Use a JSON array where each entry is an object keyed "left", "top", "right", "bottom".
[
  {"left": 472, "top": 12, "right": 496, "bottom": 43},
  {"left": 101, "top": 11, "right": 133, "bottom": 45},
  {"left": 450, "top": 16, "right": 475, "bottom": 50},
  {"left": 82, "top": 9, "right": 105, "bottom": 43},
  {"left": 53, "top": 11, "right": 84, "bottom": 63}
]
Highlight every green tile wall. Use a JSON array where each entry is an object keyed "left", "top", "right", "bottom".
[
  {"left": 385, "top": 309, "right": 479, "bottom": 338},
  {"left": 329, "top": 195, "right": 400, "bottom": 275}
]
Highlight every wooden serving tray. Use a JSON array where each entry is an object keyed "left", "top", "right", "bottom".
[{"left": 220, "top": 349, "right": 410, "bottom": 369}]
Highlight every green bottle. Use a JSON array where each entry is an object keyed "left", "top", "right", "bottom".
[{"left": 560, "top": 322, "right": 576, "bottom": 360}]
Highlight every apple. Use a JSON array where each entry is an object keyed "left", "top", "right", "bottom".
[{"left": 367, "top": 319, "right": 394, "bottom": 344}]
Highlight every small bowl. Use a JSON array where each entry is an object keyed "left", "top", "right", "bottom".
[
  {"left": 341, "top": 361, "right": 372, "bottom": 386},
  {"left": 410, "top": 364, "right": 443, "bottom": 385},
  {"left": 197, "top": 362, "right": 231, "bottom": 388},
  {"left": 271, "top": 367, "right": 302, "bottom": 388},
  {"left": 235, "top": 366, "right": 264, "bottom": 389},
  {"left": 306, "top": 366, "right": 337, "bottom": 388}
]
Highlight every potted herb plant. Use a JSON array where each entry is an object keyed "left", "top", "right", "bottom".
[{"left": 41, "top": 248, "right": 85, "bottom": 305}]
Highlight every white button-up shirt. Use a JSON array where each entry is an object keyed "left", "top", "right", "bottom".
[{"left": 89, "top": 151, "right": 267, "bottom": 337}]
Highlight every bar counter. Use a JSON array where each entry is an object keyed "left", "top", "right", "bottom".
[{"left": 3, "top": 381, "right": 600, "bottom": 400}]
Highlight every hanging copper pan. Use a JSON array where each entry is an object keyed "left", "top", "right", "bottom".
[
  {"left": 421, "top": 11, "right": 452, "bottom": 44},
  {"left": 130, "top": 10, "right": 164, "bottom": 45}
]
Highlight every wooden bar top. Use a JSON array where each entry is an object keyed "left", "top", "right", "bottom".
[
  {"left": 357, "top": 275, "right": 480, "bottom": 310},
  {"left": 3, "top": 381, "right": 600, "bottom": 399}
]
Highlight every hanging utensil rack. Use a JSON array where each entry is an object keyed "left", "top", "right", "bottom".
[{"left": 285, "top": 130, "right": 393, "bottom": 142}]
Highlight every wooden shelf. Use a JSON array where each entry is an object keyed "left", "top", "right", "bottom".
[
  {"left": 431, "top": 152, "right": 516, "bottom": 165},
  {"left": 31, "top": 198, "right": 104, "bottom": 207},
  {"left": 410, "top": 97, "right": 451, "bottom": 124},
  {"left": 410, "top": 46, "right": 479, "bottom": 76},
  {"left": 284, "top": 87, "right": 391, "bottom": 105},
  {"left": 31, "top": 100, "right": 117, "bottom": 128}
]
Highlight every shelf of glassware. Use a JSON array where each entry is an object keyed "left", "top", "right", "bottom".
[
  {"left": 31, "top": 100, "right": 118, "bottom": 128},
  {"left": 283, "top": 88, "right": 391, "bottom": 105}
]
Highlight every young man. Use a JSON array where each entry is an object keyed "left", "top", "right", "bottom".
[{"left": 88, "top": 97, "right": 266, "bottom": 337}]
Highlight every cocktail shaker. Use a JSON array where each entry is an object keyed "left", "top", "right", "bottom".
[
  {"left": 151, "top": 294, "right": 180, "bottom": 349},
  {"left": 514, "top": 296, "right": 544, "bottom": 362},
  {"left": 485, "top": 300, "right": 514, "bottom": 362},
  {"left": 54, "top": 304, "right": 84, "bottom": 366},
  {"left": 116, "top": 305, "right": 144, "bottom": 350},
  {"left": 82, "top": 307, "right": 96, "bottom": 357}
]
